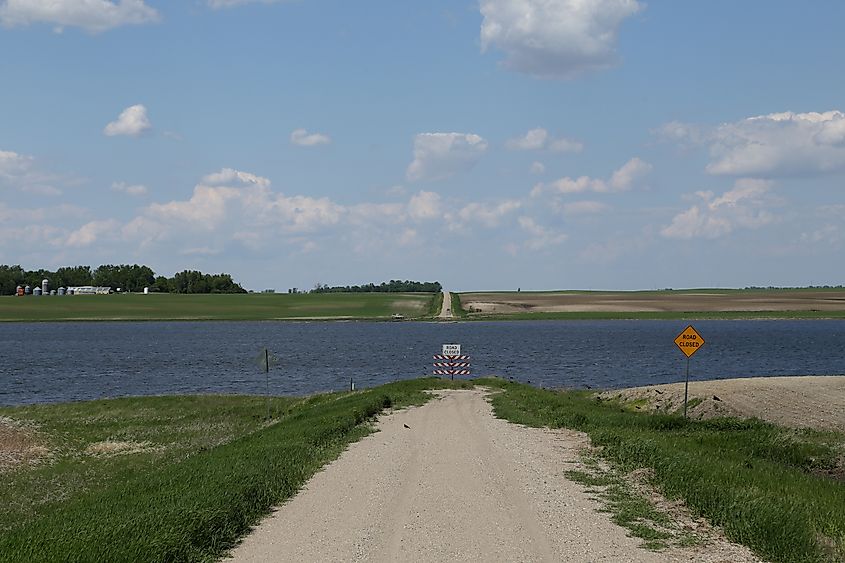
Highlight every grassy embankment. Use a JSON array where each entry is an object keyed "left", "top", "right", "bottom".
[
  {"left": 3, "top": 378, "right": 842, "bottom": 562},
  {"left": 0, "top": 379, "right": 473, "bottom": 562},
  {"left": 481, "top": 378, "right": 845, "bottom": 563},
  {"left": 0, "top": 292, "right": 437, "bottom": 322}
]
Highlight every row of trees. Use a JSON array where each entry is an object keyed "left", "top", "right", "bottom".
[
  {"left": 0, "top": 265, "right": 245, "bottom": 295},
  {"left": 311, "top": 280, "right": 442, "bottom": 293}
]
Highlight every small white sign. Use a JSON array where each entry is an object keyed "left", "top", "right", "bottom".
[{"left": 442, "top": 343, "right": 461, "bottom": 356}]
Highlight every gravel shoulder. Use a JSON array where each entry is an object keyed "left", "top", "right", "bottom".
[
  {"left": 600, "top": 375, "right": 845, "bottom": 432},
  {"left": 227, "top": 389, "right": 756, "bottom": 562}
]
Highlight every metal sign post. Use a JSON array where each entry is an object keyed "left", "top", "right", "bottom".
[{"left": 674, "top": 326, "right": 705, "bottom": 419}]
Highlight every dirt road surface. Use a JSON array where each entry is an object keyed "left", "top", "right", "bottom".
[
  {"left": 601, "top": 375, "right": 845, "bottom": 432},
  {"left": 438, "top": 291, "right": 453, "bottom": 319},
  {"left": 228, "top": 389, "right": 756, "bottom": 562}
]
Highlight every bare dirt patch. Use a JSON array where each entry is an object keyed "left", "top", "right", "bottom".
[
  {"left": 599, "top": 376, "right": 845, "bottom": 433},
  {"left": 0, "top": 417, "right": 49, "bottom": 472},
  {"left": 461, "top": 290, "right": 845, "bottom": 315}
]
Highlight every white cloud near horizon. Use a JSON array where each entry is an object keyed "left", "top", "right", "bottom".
[
  {"left": 664, "top": 110, "right": 845, "bottom": 177},
  {"left": 532, "top": 157, "right": 651, "bottom": 197},
  {"left": 661, "top": 179, "right": 777, "bottom": 240},
  {"left": 104, "top": 104, "right": 152, "bottom": 137},
  {"left": 290, "top": 128, "right": 331, "bottom": 147},
  {"left": 406, "top": 132, "right": 489, "bottom": 182},
  {"left": 479, "top": 0, "right": 642, "bottom": 79},
  {"left": 0, "top": 0, "right": 159, "bottom": 32},
  {"left": 506, "top": 128, "right": 583, "bottom": 153}
]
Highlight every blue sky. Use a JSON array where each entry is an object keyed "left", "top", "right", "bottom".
[{"left": 2, "top": 0, "right": 844, "bottom": 291}]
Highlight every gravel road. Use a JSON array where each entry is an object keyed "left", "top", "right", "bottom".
[
  {"left": 227, "top": 389, "right": 756, "bottom": 562},
  {"left": 438, "top": 291, "right": 453, "bottom": 319}
]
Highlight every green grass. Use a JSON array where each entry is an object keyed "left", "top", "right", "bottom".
[
  {"left": 0, "top": 292, "right": 438, "bottom": 322},
  {"left": 0, "top": 378, "right": 473, "bottom": 562},
  {"left": 478, "top": 378, "right": 845, "bottom": 563},
  {"left": 451, "top": 291, "right": 468, "bottom": 318},
  {"left": 428, "top": 291, "right": 444, "bottom": 317}
]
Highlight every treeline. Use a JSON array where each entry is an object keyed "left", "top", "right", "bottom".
[
  {"left": 0, "top": 265, "right": 245, "bottom": 296},
  {"left": 311, "top": 280, "right": 442, "bottom": 293}
]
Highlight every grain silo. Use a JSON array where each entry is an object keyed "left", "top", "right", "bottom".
[
  {"left": 16, "top": 285, "right": 23, "bottom": 296},
  {"left": 42, "top": 279, "right": 49, "bottom": 295},
  {"left": 24, "top": 285, "right": 31, "bottom": 295},
  {"left": 33, "top": 287, "right": 42, "bottom": 296}
]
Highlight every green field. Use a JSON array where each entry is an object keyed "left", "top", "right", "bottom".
[{"left": 0, "top": 292, "right": 437, "bottom": 322}]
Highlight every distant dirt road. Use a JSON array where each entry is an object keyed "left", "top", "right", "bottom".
[
  {"left": 228, "top": 390, "right": 755, "bottom": 562},
  {"left": 437, "top": 291, "right": 453, "bottom": 319}
]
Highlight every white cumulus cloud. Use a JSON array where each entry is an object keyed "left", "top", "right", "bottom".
[
  {"left": 480, "top": 0, "right": 643, "bottom": 79},
  {"left": 290, "top": 128, "right": 331, "bottom": 147},
  {"left": 451, "top": 200, "right": 522, "bottom": 229},
  {"left": 66, "top": 219, "right": 120, "bottom": 247},
  {"left": 661, "top": 179, "right": 777, "bottom": 240},
  {"left": 407, "top": 191, "right": 443, "bottom": 221},
  {"left": 406, "top": 132, "right": 488, "bottom": 182},
  {"left": 666, "top": 110, "right": 845, "bottom": 177},
  {"left": 104, "top": 104, "right": 152, "bottom": 137},
  {"left": 506, "top": 127, "right": 583, "bottom": 153},
  {"left": 0, "top": 0, "right": 159, "bottom": 32},
  {"left": 532, "top": 157, "right": 651, "bottom": 196},
  {"left": 530, "top": 161, "right": 546, "bottom": 175}
]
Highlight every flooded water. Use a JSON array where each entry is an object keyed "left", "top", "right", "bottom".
[{"left": 1, "top": 320, "right": 843, "bottom": 405}]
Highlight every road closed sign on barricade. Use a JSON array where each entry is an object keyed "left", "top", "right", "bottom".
[{"left": 434, "top": 344, "right": 471, "bottom": 379}]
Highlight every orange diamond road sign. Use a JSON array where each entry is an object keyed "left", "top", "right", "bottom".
[{"left": 675, "top": 325, "right": 705, "bottom": 358}]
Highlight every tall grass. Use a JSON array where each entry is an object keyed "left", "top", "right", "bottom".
[{"left": 479, "top": 378, "right": 845, "bottom": 562}]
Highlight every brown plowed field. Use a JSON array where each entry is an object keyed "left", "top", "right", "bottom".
[{"left": 460, "top": 289, "right": 845, "bottom": 314}]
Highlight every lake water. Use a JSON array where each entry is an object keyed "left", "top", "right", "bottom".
[{"left": 1, "top": 320, "right": 843, "bottom": 405}]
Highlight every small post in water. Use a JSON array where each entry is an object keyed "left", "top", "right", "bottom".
[{"left": 264, "top": 348, "right": 270, "bottom": 420}]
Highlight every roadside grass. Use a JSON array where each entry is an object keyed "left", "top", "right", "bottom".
[
  {"left": 428, "top": 291, "right": 444, "bottom": 317},
  {"left": 0, "top": 378, "right": 472, "bottom": 562},
  {"left": 451, "top": 292, "right": 468, "bottom": 318},
  {"left": 0, "top": 292, "right": 437, "bottom": 322},
  {"left": 477, "top": 378, "right": 845, "bottom": 563},
  {"left": 564, "top": 455, "right": 689, "bottom": 551}
]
